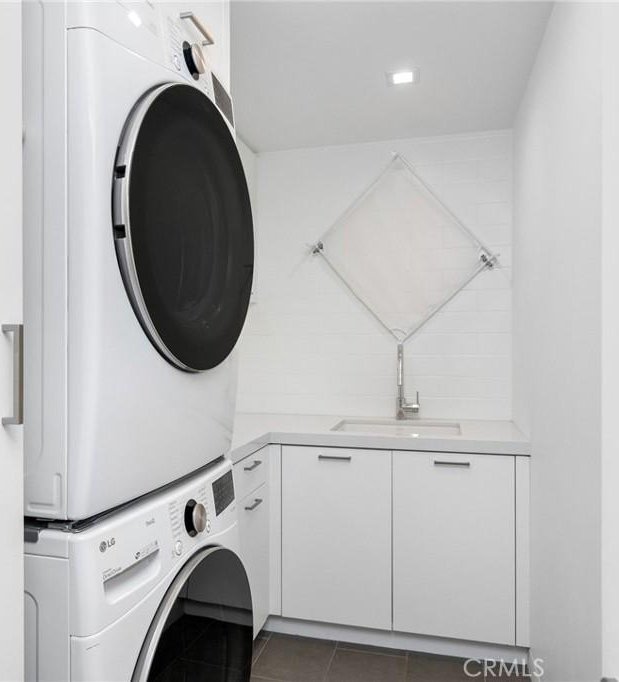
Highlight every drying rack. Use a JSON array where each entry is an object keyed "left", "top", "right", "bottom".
[{"left": 310, "top": 152, "right": 499, "bottom": 344}]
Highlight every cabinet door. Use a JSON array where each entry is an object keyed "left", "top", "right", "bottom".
[
  {"left": 239, "top": 483, "right": 270, "bottom": 636},
  {"left": 393, "top": 452, "right": 515, "bottom": 645},
  {"left": 0, "top": 4, "right": 23, "bottom": 681},
  {"left": 282, "top": 446, "right": 391, "bottom": 630}
]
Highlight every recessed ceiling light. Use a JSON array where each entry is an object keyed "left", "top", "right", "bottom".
[{"left": 386, "top": 69, "right": 419, "bottom": 86}]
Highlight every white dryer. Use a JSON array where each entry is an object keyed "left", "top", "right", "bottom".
[
  {"left": 23, "top": 2, "right": 254, "bottom": 520},
  {"left": 25, "top": 457, "right": 254, "bottom": 681}
]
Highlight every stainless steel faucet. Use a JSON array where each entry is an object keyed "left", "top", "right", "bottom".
[{"left": 396, "top": 343, "right": 420, "bottom": 420}]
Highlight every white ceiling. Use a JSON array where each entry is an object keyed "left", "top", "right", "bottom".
[{"left": 230, "top": 1, "right": 552, "bottom": 152}]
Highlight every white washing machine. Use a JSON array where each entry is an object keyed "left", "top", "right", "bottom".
[
  {"left": 23, "top": 1, "right": 254, "bottom": 521},
  {"left": 25, "top": 457, "right": 254, "bottom": 681}
]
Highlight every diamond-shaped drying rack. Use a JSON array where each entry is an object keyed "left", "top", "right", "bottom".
[{"left": 311, "top": 153, "right": 499, "bottom": 343}]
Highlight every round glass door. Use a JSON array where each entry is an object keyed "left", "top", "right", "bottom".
[
  {"left": 133, "top": 546, "right": 253, "bottom": 681},
  {"left": 112, "top": 83, "right": 254, "bottom": 372}
]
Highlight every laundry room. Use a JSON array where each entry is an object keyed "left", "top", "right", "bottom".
[{"left": 0, "top": 1, "right": 618, "bottom": 681}]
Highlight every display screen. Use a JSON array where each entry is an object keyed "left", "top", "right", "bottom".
[
  {"left": 212, "top": 74, "right": 234, "bottom": 127},
  {"left": 212, "top": 470, "right": 235, "bottom": 516}
]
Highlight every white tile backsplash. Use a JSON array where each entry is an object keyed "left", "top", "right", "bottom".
[{"left": 237, "top": 131, "right": 513, "bottom": 420}]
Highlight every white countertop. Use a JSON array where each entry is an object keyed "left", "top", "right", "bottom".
[{"left": 230, "top": 412, "right": 530, "bottom": 463}]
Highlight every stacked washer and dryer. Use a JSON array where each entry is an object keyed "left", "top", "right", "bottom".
[{"left": 23, "top": 2, "right": 255, "bottom": 680}]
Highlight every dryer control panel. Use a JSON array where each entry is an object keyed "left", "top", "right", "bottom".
[
  {"left": 164, "top": 10, "right": 234, "bottom": 129},
  {"left": 165, "top": 13, "right": 215, "bottom": 101}
]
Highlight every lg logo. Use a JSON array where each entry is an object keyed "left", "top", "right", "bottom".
[{"left": 99, "top": 538, "right": 116, "bottom": 553}]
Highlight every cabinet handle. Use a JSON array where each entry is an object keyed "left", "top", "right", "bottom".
[
  {"left": 433, "top": 460, "right": 471, "bottom": 468},
  {"left": 243, "top": 459, "right": 263, "bottom": 472},
  {"left": 2, "top": 324, "right": 23, "bottom": 426},
  {"left": 244, "top": 498, "right": 263, "bottom": 511},
  {"left": 318, "top": 454, "right": 352, "bottom": 462},
  {"left": 179, "top": 11, "right": 215, "bottom": 45}
]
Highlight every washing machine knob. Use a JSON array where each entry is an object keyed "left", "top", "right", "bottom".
[
  {"left": 182, "top": 41, "right": 206, "bottom": 80},
  {"left": 184, "top": 499, "right": 207, "bottom": 536}
]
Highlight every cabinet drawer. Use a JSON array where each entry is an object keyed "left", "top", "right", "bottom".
[
  {"left": 234, "top": 447, "right": 268, "bottom": 501},
  {"left": 281, "top": 446, "right": 391, "bottom": 630}
]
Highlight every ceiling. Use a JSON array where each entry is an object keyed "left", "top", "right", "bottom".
[{"left": 230, "top": 1, "right": 552, "bottom": 152}]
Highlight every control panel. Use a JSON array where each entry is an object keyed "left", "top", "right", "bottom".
[
  {"left": 168, "top": 478, "right": 211, "bottom": 557},
  {"left": 212, "top": 470, "right": 235, "bottom": 516},
  {"left": 165, "top": 13, "right": 215, "bottom": 101},
  {"left": 64, "top": 458, "right": 236, "bottom": 637}
]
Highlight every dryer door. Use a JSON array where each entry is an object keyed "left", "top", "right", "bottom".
[
  {"left": 133, "top": 546, "right": 253, "bottom": 681},
  {"left": 112, "top": 83, "right": 254, "bottom": 372}
]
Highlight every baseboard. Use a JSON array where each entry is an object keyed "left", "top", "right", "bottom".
[{"left": 265, "top": 616, "right": 529, "bottom": 663}]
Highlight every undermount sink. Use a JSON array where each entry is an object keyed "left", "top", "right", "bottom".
[{"left": 331, "top": 418, "right": 462, "bottom": 438}]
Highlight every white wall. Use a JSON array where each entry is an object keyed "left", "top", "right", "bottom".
[
  {"left": 237, "top": 131, "right": 513, "bottom": 419},
  {"left": 513, "top": 4, "right": 602, "bottom": 680},
  {"left": 237, "top": 137, "right": 257, "bottom": 204}
]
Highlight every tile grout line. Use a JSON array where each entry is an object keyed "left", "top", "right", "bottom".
[
  {"left": 404, "top": 650, "right": 412, "bottom": 681},
  {"left": 321, "top": 640, "right": 339, "bottom": 682},
  {"left": 334, "top": 641, "right": 410, "bottom": 682},
  {"left": 252, "top": 631, "right": 272, "bottom": 667}
]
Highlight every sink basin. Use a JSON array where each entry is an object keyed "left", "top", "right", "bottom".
[{"left": 331, "top": 419, "right": 461, "bottom": 438}]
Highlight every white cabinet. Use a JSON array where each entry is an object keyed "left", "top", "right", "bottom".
[
  {"left": 393, "top": 452, "right": 515, "bottom": 645},
  {"left": 281, "top": 446, "right": 391, "bottom": 630},
  {"left": 237, "top": 440, "right": 526, "bottom": 648},
  {"left": 234, "top": 446, "right": 270, "bottom": 636},
  {"left": 0, "top": 4, "right": 23, "bottom": 678},
  {"left": 515, "top": 456, "right": 530, "bottom": 647},
  {"left": 239, "top": 483, "right": 270, "bottom": 635}
]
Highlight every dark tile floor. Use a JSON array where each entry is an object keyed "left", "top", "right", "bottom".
[{"left": 251, "top": 632, "right": 526, "bottom": 682}]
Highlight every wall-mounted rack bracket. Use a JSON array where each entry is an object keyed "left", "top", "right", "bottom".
[{"left": 480, "top": 252, "right": 498, "bottom": 269}]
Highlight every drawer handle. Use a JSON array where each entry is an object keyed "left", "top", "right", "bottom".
[
  {"left": 433, "top": 460, "right": 471, "bottom": 468},
  {"left": 179, "top": 11, "right": 215, "bottom": 45},
  {"left": 243, "top": 460, "right": 263, "bottom": 472},
  {"left": 318, "top": 454, "right": 352, "bottom": 462},
  {"left": 2, "top": 324, "right": 23, "bottom": 426},
  {"left": 244, "top": 498, "right": 263, "bottom": 512}
]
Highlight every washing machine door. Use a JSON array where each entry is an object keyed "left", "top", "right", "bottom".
[
  {"left": 112, "top": 83, "right": 254, "bottom": 372},
  {"left": 133, "top": 546, "right": 253, "bottom": 681}
]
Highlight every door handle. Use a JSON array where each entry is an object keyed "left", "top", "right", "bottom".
[
  {"left": 433, "top": 460, "right": 470, "bottom": 468},
  {"left": 179, "top": 12, "right": 215, "bottom": 45},
  {"left": 244, "top": 498, "right": 263, "bottom": 512},
  {"left": 2, "top": 324, "right": 23, "bottom": 426},
  {"left": 243, "top": 459, "right": 262, "bottom": 472},
  {"left": 318, "top": 454, "right": 352, "bottom": 462}
]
